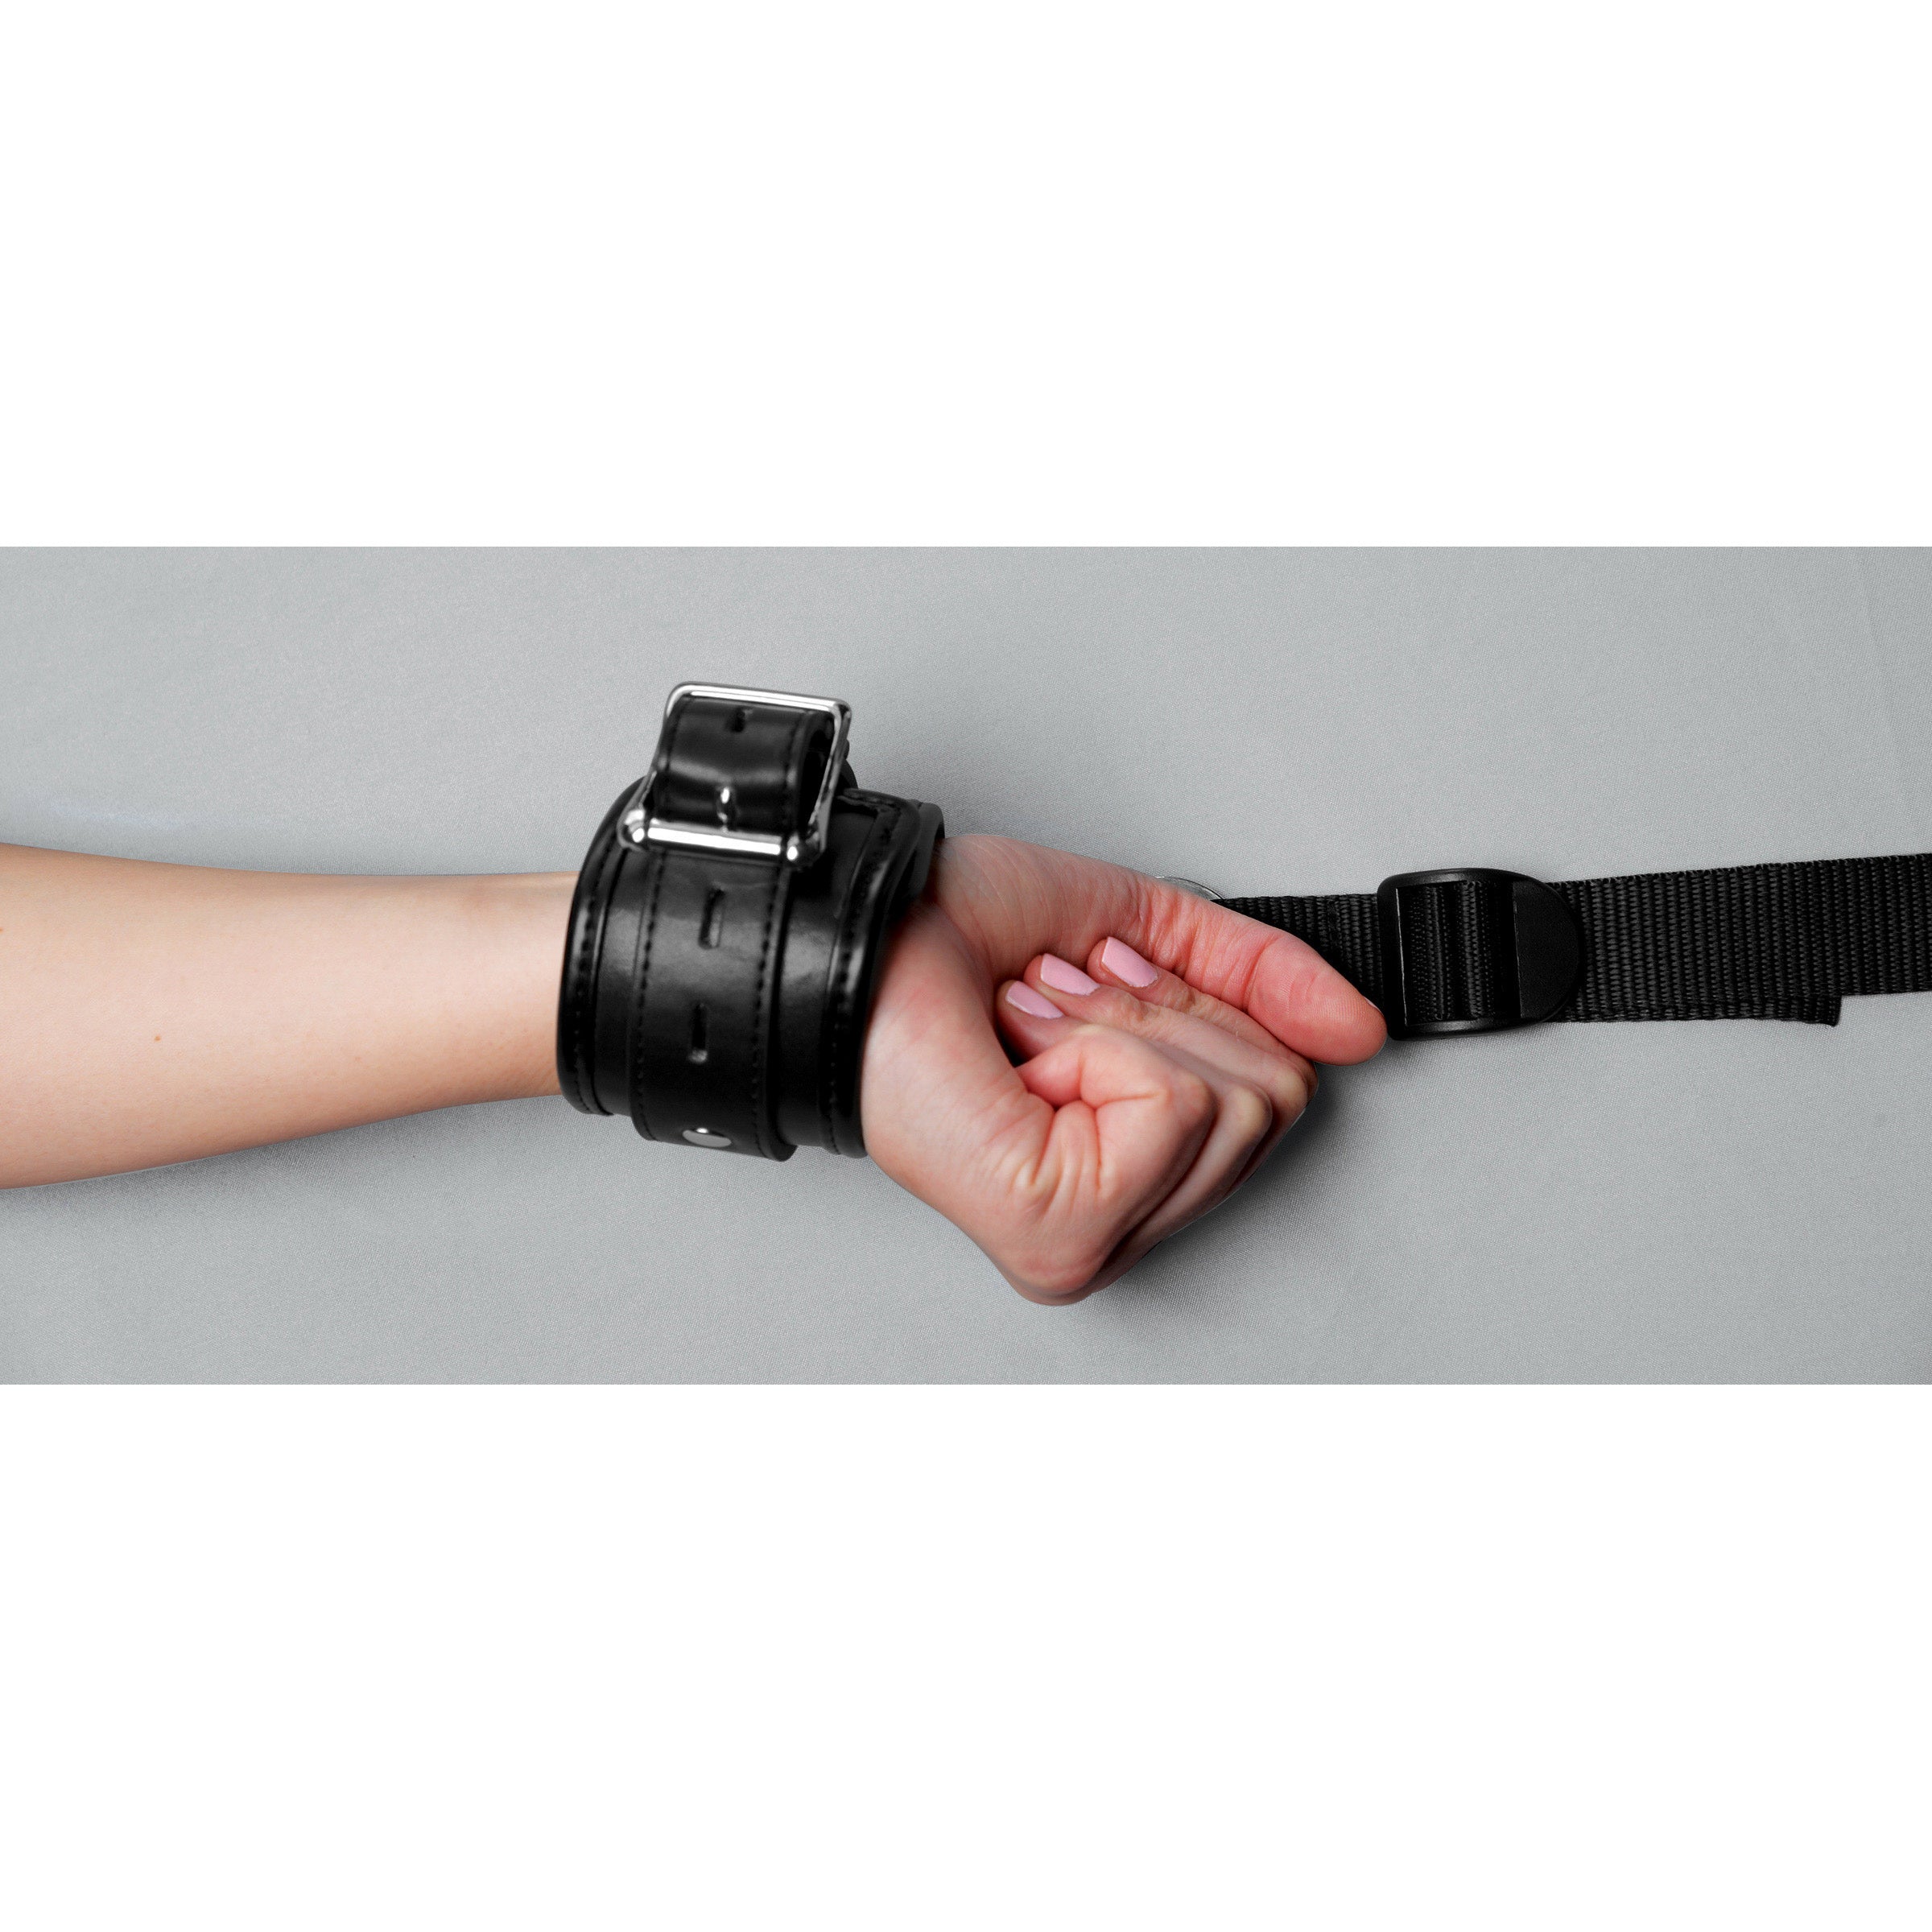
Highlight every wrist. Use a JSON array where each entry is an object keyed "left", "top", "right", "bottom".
[{"left": 470, "top": 871, "right": 576, "bottom": 1102}]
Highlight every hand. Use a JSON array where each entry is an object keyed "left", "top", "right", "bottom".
[{"left": 859, "top": 835, "right": 1386, "bottom": 1302}]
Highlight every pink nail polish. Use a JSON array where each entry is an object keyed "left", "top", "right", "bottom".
[
  {"left": 1100, "top": 937, "right": 1161, "bottom": 987},
  {"left": 1038, "top": 953, "right": 1099, "bottom": 997},
  {"left": 1005, "top": 982, "right": 1062, "bottom": 1019}
]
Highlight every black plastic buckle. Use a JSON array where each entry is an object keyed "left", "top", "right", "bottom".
[{"left": 1376, "top": 868, "right": 1584, "bottom": 1040}]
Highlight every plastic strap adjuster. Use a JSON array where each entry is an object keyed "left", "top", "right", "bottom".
[{"left": 1376, "top": 869, "right": 1584, "bottom": 1039}]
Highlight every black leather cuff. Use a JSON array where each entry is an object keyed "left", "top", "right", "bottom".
[{"left": 556, "top": 684, "right": 943, "bottom": 1160}]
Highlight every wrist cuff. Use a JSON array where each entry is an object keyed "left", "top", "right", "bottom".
[{"left": 556, "top": 684, "right": 942, "bottom": 1159}]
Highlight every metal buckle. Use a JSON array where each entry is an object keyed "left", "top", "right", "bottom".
[
  {"left": 1377, "top": 868, "right": 1583, "bottom": 1039},
  {"left": 620, "top": 683, "right": 852, "bottom": 867}
]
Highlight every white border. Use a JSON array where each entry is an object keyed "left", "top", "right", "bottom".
[
  {"left": 2, "top": 4, "right": 1927, "bottom": 543},
  {"left": 3, "top": 1388, "right": 1927, "bottom": 1930}
]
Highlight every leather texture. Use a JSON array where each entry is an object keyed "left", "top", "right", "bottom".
[
  {"left": 558, "top": 691, "right": 942, "bottom": 1160},
  {"left": 650, "top": 696, "right": 836, "bottom": 843}
]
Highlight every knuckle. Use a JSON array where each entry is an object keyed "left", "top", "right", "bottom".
[
  {"left": 1265, "top": 1060, "right": 1311, "bottom": 1121},
  {"left": 1005, "top": 1237, "right": 1110, "bottom": 1300},
  {"left": 1176, "top": 984, "right": 1228, "bottom": 1026},
  {"left": 1168, "top": 1067, "right": 1216, "bottom": 1128},
  {"left": 1228, "top": 1081, "right": 1273, "bottom": 1144},
  {"left": 1085, "top": 985, "right": 1146, "bottom": 1026}
]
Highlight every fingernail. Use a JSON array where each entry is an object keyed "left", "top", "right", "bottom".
[
  {"left": 1100, "top": 937, "right": 1161, "bottom": 987},
  {"left": 1005, "top": 982, "right": 1062, "bottom": 1019},
  {"left": 1038, "top": 953, "right": 1099, "bottom": 997}
]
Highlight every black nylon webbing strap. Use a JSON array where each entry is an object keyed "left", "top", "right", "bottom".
[
  {"left": 1231, "top": 889, "right": 1388, "bottom": 1006},
  {"left": 1227, "top": 852, "right": 1932, "bottom": 1030}
]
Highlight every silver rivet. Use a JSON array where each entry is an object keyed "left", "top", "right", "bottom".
[
  {"left": 715, "top": 783, "right": 735, "bottom": 827},
  {"left": 622, "top": 808, "right": 648, "bottom": 844},
  {"left": 682, "top": 1127, "right": 733, "bottom": 1150}
]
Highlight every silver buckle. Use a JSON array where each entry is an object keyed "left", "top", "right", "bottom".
[{"left": 620, "top": 683, "right": 852, "bottom": 867}]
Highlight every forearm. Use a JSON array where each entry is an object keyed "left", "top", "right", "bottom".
[{"left": 0, "top": 844, "right": 573, "bottom": 1188}]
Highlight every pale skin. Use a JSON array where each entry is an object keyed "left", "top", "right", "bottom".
[{"left": 0, "top": 836, "right": 1385, "bottom": 1301}]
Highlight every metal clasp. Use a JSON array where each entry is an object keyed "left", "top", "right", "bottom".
[{"left": 620, "top": 683, "right": 852, "bottom": 867}]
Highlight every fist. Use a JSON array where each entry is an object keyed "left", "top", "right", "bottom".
[{"left": 859, "top": 835, "right": 1386, "bottom": 1302}]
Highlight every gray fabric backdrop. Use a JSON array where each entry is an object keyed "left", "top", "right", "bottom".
[{"left": 3, "top": 549, "right": 1928, "bottom": 1381}]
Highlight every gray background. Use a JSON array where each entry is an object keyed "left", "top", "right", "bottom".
[{"left": 3, "top": 549, "right": 1929, "bottom": 1381}]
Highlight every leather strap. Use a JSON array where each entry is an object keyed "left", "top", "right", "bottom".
[{"left": 559, "top": 688, "right": 942, "bottom": 1158}]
